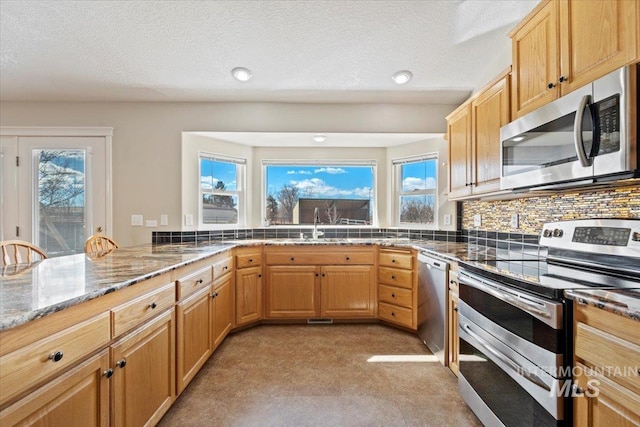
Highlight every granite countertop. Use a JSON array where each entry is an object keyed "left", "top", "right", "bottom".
[
  {"left": 0, "top": 238, "right": 471, "bottom": 332},
  {"left": 565, "top": 289, "right": 640, "bottom": 322}
]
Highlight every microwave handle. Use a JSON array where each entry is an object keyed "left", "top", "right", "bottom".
[{"left": 574, "top": 94, "right": 594, "bottom": 167}]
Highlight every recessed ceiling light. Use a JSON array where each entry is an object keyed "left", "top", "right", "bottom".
[
  {"left": 392, "top": 70, "right": 413, "bottom": 85},
  {"left": 231, "top": 67, "right": 252, "bottom": 82},
  {"left": 312, "top": 134, "right": 327, "bottom": 143}
]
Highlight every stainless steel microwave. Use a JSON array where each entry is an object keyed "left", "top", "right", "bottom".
[{"left": 500, "top": 65, "right": 638, "bottom": 191}]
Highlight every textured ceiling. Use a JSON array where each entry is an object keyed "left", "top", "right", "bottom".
[{"left": 0, "top": 0, "right": 537, "bottom": 104}]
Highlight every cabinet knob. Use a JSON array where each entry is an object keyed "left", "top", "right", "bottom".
[
  {"left": 558, "top": 75, "right": 567, "bottom": 83},
  {"left": 572, "top": 384, "right": 584, "bottom": 395},
  {"left": 391, "top": 293, "right": 396, "bottom": 298},
  {"left": 391, "top": 312, "right": 396, "bottom": 317},
  {"left": 547, "top": 82, "right": 556, "bottom": 89},
  {"left": 211, "top": 292, "right": 218, "bottom": 298},
  {"left": 116, "top": 359, "right": 127, "bottom": 369},
  {"left": 346, "top": 257, "right": 350, "bottom": 261},
  {"left": 224, "top": 266, "right": 228, "bottom": 270},
  {"left": 290, "top": 257, "right": 295, "bottom": 261},
  {"left": 49, "top": 351, "right": 64, "bottom": 362},
  {"left": 391, "top": 259, "right": 396, "bottom": 263},
  {"left": 258, "top": 274, "right": 262, "bottom": 278},
  {"left": 454, "top": 307, "right": 458, "bottom": 312},
  {"left": 315, "top": 273, "right": 319, "bottom": 277},
  {"left": 391, "top": 275, "right": 396, "bottom": 279},
  {"left": 104, "top": 368, "right": 114, "bottom": 379},
  {"left": 149, "top": 302, "right": 157, "bottom": 309},
  {"left": 249, "top": 258, "right": 253, "bottom": 262},
  {"left": 197, "top": 279, "right": 203, "bottom": 284}
]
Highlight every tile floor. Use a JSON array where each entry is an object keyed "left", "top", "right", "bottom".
[{"left": 158, "top": 323, "right": 481, "bottom": 427}]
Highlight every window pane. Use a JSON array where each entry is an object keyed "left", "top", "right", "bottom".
[
  {"left": 400, "top": 195, "right": 435, "bottom": 224},
  {"left": 201, "top": 159, "right": 237, "bottom": 191},
  {"left": 37, "top": 150, "right": 85, "bottom": 256},
  {"left": 265, "top": 165, "right": 374, "bottom": 225},
  {"left": 401, "top": 159, "right": 437, "bottom": 191},
  {"left": 202, "top": 194, "right": 238, "bottom": 224}
]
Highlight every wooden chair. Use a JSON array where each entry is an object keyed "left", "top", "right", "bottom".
[
  {"left": 85, "top": 234, "right": 119, "bottom": 257},
  {"left": 1, "top": 240, "right": 48, "bottom": 266}
]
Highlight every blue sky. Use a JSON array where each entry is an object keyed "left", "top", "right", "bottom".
[
  {"left": 201, "top": 159, "right": 237, "bottom": 190},
  {"left": 266, "top": 165, "right": 374, "bottom": 199},
  {"left": 401, "top": 159, "right": 437, "bottom": 191}
]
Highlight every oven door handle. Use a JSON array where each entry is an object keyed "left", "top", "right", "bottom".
[
  {"left": 462, "top": 323, "right": 551, "bottom": 392},
  {"left": 461, "top": 272, "right": 551, "bottom": 320}
]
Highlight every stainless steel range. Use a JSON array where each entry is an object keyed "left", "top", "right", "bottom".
[{"left": 457, "top": 219, "right": 640, "bottom": 427}]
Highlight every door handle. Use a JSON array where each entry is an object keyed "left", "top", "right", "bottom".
[{"left": 574, "top": 94, "right": 594, "bottom": 167}]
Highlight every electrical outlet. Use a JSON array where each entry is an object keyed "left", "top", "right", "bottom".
[
  {"left": 160, "top": 214, "right": 168, "bottom": 226},
  {"left": 473, "top": 214, "right": 482, "bottom": 227},
  {"left": 131, "top": 214, "right": 143, "bottom": 226},
  {"left": 443, "top": 214, "right": 452, "bottom": 226},
  {"left": 184, "top": 214, "right": 194, "bottom": 226},
  {"left": 511, "top": 214, "right": 519, "bottom": 229},
  {"left": 146, "top": 220, "right": 158, "bottom": 227}
]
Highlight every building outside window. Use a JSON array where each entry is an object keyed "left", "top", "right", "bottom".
[
  {"left": 263, "top": 161, "right": 376, "bottom": 226},
  {"left": 200, "top": 154, "right": 245, "bottom": 226},
  {"left": 393, "top": 155, "right": 438, "bottom": 227}
]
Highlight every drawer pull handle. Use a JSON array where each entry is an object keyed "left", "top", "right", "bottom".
[
  {"left": 224, "top": 266, "right": 228, "bottom": 270},
  {"left": 258, "top": 274, "right": 262, "bottom": 278},
  {"left": 197, "top": 279, "right": 203, "bottom": 284},
  {"left": 104, "top": 368, "right": 114, "bottom": 379},
  {"left": 49, "top": 351, "right": 64, "bottom": 362},
  {"left": 391, "top": 293, "right": 396, "bottom": 298},
  {"left": 391, "top": 259, "right": 396, "bottom": 263},
  {"left": 290, "top": 257, "right": 295, "bottom": 261},
  {"left": 346, "top": 257, "right": 350, "bottom": 261},
  {"left": 116, "top": 359, "right": 127, "bottom": 369},
  {"left": 149, "top": 302, "right": 157, "bottom": 309},
  {"left": 391, "top": 312, "right": 396, "bottom": 317},
  {"left": 391, "top": 275, "right": 396, "bottom": 279},
  {"left": 249, "top": 258, "right": 253, "bottom": 262}
]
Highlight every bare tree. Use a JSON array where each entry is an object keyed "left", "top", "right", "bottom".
[
  {"left": 39, "top": 151, "right": 84, "bottom": 210},
  {"left": 324, "top": 200, "right": 341, "bottom": 225},
  {"left": 277, "top": 184, "right": 299, "bottom": 223},
  {"left": 400, "top": 198, "right": 434, "bottom": 224},
  {"left": 266, "top": 194, "right": 279, "bottom": 223}
]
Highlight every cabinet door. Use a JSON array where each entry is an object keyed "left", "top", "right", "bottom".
[
  {"left": 265, "top": 265, "right": 320, "bottom": 318},
  {"left": 176, "top": 287, "right": 212, "bottom": 395},
  {"left": 111, "top": 310, "right": 175, "bottom": 427},
  {"left": 447, "top": 103, "right": 472, "bottom": 199},
  {"left": 559, "top": 0, "right": 638, "bottom": 95},
  {"left": 511, "top": 0, "right": 559, "bottom": 118},
  {"left": 0, "top": 350, "right": 110, "bottom": 427},
  {"left": 447, "top": 291, "right": 459, "bottom": 376},
  {"left": 212, "top": 274, "right": 234, "bottom": 348},
  {"left": 320, "top": 265, "right": 375, "bottom": 318},
  {"left": 471, "top": 74, "right": 510, "bottom": 195},
  {"left": 235, "top": 266, "right": 263, "bottom": 326}
]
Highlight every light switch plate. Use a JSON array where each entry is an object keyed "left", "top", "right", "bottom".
[
  {"left": 511, "top": 214, "right": 519, "bottom": 229},
  {"left": 184, "top": 214, "right": 194, "bottom": 226},
  {"left": 146, "top": 220, "right": 158, "bottom": 227},
  {"left": 131, "top": 214, "right": 143, "bottom": 226},
  {"left": 443, "top": 214, "right": 452, "bottom": 226},
  {"left": 160, "top": 214, "right": 168, "bottom": 226},
  {"left": 473, "top": 214, "right": 482, "bottom": 227}
]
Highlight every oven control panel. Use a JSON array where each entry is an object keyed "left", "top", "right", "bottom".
[{"left": 540, "top": 219, "right": 640, "bottom": 257}]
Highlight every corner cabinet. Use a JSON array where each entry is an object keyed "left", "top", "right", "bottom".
[
  {"left": 573, "top": 301, "right": 640, "bottom": 425},
  {"left": 235, "top": 247, "right": 263, "bottom": 326},
  {"left": 447, "top": 68, "right": 511, "bottom": 200},
  {"left": 511, "top": 0, "right": 638, "bottom": 118}
]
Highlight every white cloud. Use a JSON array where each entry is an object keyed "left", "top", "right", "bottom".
[
  {"left": 314, "top": 167, "right": 346, "bottom": 174},
  {"left": 290, "top": 178, "right": 370, "bottom": 199},
  {"left": 402, "top": 177, "right": 436, "bottom": 191},
  {"left": 287, "top": 170, "right": 312, "bottom": 175}
]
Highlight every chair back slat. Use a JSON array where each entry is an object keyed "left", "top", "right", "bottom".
[
  {"left": 0, "top": 241, "right": 48, "bottom": 266},
  {"left": 85, "top": 235, "right": 119, "bottom": 257}
]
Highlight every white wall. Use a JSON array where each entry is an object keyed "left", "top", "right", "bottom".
[{"left": 1, "top": 101, "right": 457, "bottom": 245}]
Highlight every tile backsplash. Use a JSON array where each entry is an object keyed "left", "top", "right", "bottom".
[{"left": 461, "top": 184, "right": 640, "bottom": 235}]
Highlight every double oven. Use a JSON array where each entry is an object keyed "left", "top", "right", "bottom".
[{"left": 457, "top": 219, "right": 640, "bottom": 427}]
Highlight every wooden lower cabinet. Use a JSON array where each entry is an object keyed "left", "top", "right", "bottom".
[
  {"left": 0, "top": 350, "right": 110, "bottom": 426},
  {"left": 320, "top": 265, "right": 375, "bottom": 317},
  {"left": 212, "top": 273, "right": 234, "bottom": 348},
  {"left": 235, "top": 266, "right": 263, "bottom": 326},
  {"left": 111, "top": 309, "right": 175, "bottom": 427},
  {"left": 176, "top": 287, "right": 213, "bottom": 395},
  {"left": 265, "top": 265, "right": 320, "bottom": 318}
]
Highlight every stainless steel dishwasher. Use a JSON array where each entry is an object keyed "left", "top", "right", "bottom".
[{"left": 417, "top": 252, "right": 449, "bottom": 365}]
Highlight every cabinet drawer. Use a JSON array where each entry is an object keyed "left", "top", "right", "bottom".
[
  {"left": 212, "top": 257, "right": 233, "bottom": 279},
  {"left": 379, "top": 251, "right": 413, "bottom": 270},
  {"left": 575, "top": 321, "right": 640, "bottom": 395},
  {"left": 266, "top": 251, "right": 374, "bottom": 265},
  {"left": 0, "top": 312, "right": 110, "bottom": 407},
  {"left": 378, "top": 267, "right": 412, "bottom": 289},
  {"left": 176, "top": 266, "right": 212, "bottom": 300},
  {"left": 111, "top": 283, "right": 175, "bottom": 337},
  {"left": 236, "top": 252, "right": 262, "bottom": 269},
  {"left": 379, "top": 285, "right": 412, "bottom": 309},
  {"left": 378, "top": 302, "right": 413, "bottom": 328}
]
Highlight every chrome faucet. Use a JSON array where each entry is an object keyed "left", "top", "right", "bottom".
[{"left": 313, "top": 207, "right": 324, "bottom": 240}]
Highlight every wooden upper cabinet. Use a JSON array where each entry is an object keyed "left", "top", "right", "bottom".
[
  {"left": 511, "top": 0, "right": 638, "bottom": 118},
  {"left": 471, "top": 73, "right": 511, "bottom": 194},
  {"left": 510, "top": 0, "right": 559, "bottom": 118},
  {"left": 559, "top": 0, "right": 638, "bottom": 94},
  {"left": 447, "top": 103, "right": 472, "bottom": 199}
]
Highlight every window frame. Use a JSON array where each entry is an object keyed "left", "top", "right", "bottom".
[
  {"left": 198, "top": 152, "right": 246, "bottom": 229},
  {"left": 261, "top": 159, "right": 378, "bottom": 228},
  {"left": 393, "top": 154, "right": 439, "bottom": 229}
]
